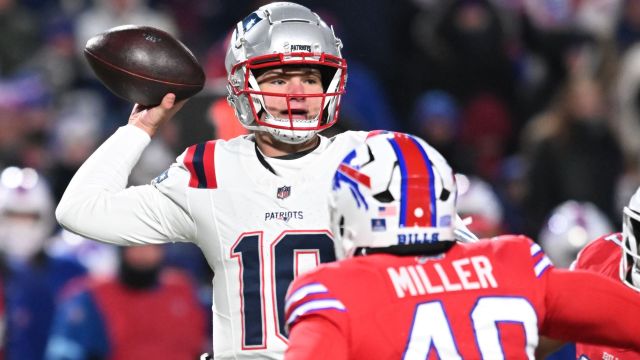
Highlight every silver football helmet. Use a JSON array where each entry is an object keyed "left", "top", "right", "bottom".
[
  {"left": 330, "top": 132, "right": 457, "bottom": 256},
  {"left": 225, "top": 2, "right": 347, "bottom": 144},
  {"left": 622, "top": 187, "right": 640, "bottom": 290}
]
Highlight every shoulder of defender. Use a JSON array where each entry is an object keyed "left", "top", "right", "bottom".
[
  {"left": 573, "top": 232, "right": 622, "bottom": 270},
  {"left": 474, "top": 234, "right": 536, "bottom": 252}
]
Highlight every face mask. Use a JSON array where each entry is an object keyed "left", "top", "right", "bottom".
[
  {"left": 631, "top": 266, "right": 640, "bottom": 289},
  {"left": 0, "top": 221, "right": 47, "bottom": 260}
]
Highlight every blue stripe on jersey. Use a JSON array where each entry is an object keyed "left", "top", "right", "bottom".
[
  {"left": 286, "top": 299, "right": 346, "bottom": 328},
  {"left": 530, "top": 242, "right": 551, "bottom": 277},
  {"left": 534, "top": 256, "right": 552, "bottom": 278},
  {"left": 410, "top": 135, "right": 437, "bottom": 225},
  {"left": 530, "top": 243, "right": 543, "bottom": 257},
  {"left": 193, "top": 143, "right": 208, "bottom": 189},
  {"left": 285, "top": 283, "right": 328, "bottom": 313}
]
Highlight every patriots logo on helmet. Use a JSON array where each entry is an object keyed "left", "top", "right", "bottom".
[
  {"left": 242, "top": 13, "right": 262, "bottom": 33},
  {"left": 290, "top": 44, "right": 312, "bottom": 52}
]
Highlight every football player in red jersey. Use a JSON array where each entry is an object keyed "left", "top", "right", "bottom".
[
  {"left": 570, "top": 187, "right": 640, "bottom": 360},
  {"left": 284, "top": 132, "right": 640, "bottom": 360}
]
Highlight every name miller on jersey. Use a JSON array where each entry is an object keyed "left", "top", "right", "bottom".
[{"left": 387, "top": 256, "right": 498, "bottom": 298}]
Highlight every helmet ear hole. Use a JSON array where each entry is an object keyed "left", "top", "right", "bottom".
[{"left": 338, "top": 215, "right": 345, "bottom": 237}]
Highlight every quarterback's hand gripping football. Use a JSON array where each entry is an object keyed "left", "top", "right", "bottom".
[{"left": 128, "top": 93, "right": 186, "bottom": 137}]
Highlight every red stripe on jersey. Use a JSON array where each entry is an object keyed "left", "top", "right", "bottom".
[
  {"left": 394, "top": 133, "right": 432, "bottom": 227},
  {"left": 184, "top": 145, "right": 199, "bottom": 188},
  {"left": 338, "top": 163, "right": 371, "bottom": 188},
  {"left": 202, "top": 140, "right": 218, "bottom": 189}
]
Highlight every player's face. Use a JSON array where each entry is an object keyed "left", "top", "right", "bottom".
[
  {"left": 256, "top": 67, "right": 323, "bottom": 121},
  {"left": 122, "top": 245, "right": 164, "bottom": 270}
]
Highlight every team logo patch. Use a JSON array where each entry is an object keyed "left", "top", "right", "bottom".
[
  {"left": 290, "top": 44, "right": 312, "bottom": 52},
  {"left": 277, "top": 185, "right": 291, "bottom": 199},
  {"left": 242, "top": 13, "right": 262, "bottom": 33},
  {"left": 371, "top": 218, "right": 386, "bottom": 232},
  {"left": 264, "top": 211, "right": 304, "bottom": 222},
  {"left": 439, "top": 215, "right": 452, "bottom": 227}
]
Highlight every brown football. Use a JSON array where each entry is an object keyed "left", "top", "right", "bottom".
[{"left": 84, "top": 25, "right": 205, "bottom": 106}]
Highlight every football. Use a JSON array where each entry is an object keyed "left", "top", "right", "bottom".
[{"left": 84, "top": 25, "right": 205, "bottom": 106}]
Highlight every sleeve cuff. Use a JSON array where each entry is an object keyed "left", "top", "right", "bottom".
[{"left": 122, "top": 124, "right": 152, "bottom": 142}]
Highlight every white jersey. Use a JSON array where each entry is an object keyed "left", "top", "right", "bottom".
[{"left": 56, "top": 125, "right": 369, "bottom": 359}]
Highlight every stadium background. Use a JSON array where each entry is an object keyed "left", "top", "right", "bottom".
[{"left": 0, "top": 0, "right": 637, "bottom": 357}]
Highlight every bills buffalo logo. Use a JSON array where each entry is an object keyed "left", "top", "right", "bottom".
[{"left": 277, "top": 185, "right": 291, "bottom": 199}]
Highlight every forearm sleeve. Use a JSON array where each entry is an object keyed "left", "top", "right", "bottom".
[
  {"left": 56, "top": 125, "right": 195, "bottom": 245},
  {"left": 542, "top": 269, "right": 640, "bottom": 352}
]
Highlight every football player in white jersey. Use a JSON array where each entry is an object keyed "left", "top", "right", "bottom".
[{"left": 56, "top": 2, "right": 476, "bottom": 359}]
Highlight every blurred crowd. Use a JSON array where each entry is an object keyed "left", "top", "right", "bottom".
[{"left": 2, "top": 0, "right": 640, "bottom": 358}]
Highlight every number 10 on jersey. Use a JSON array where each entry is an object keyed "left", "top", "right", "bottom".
[{"left": 231, "top": 230, "right": 336, "bottom": 348}]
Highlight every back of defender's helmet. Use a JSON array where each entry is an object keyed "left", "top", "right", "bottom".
[
  {"left": 329, "top": 132, "right": 457, "bottom": 256},
  {"left": 225, "top": 2, "right": 347, "bottom": 144}
]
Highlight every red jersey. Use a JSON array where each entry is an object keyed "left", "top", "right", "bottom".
[
  {"left": 285, "top": 236, "right": 640, "bottom": 360},
  {"left": 92, "top": 270, "right": 206, "bottom": 359},
  {"left": 573, "top": 233, "right": 640, "bottom": 360}
]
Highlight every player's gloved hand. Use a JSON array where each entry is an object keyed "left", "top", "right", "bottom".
[{"left": 128, "top": 93, "right": 187, "bottom": 137}]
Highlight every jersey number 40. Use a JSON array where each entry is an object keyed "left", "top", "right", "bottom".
[{"left": 405, "top": 297, "right": 538, "bottom": 359}]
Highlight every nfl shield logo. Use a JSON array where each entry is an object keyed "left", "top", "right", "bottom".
[{"left": 277, "top": 186, "right": 291, "bottom": 199}]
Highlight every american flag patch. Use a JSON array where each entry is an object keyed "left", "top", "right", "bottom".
[{"left": 378, "top": 206, "right": 397, "bottom": 217}]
